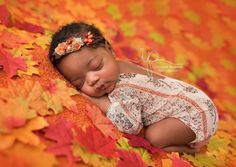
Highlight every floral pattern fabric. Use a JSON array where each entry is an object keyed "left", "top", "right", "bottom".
[{"left": 107, "top": 73, "right": 219, "bottom": 143}]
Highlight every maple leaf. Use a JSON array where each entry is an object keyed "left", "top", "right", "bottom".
[
  {"left": 44, "top": 117, "right": 80, "bottom": 163},
  {"left": 0, "top": 97, "right": 36, "bottom": 133},
  {"left": 123, "top": 134, "right": 163, "bottom": 154},
  {"left": 86, "top": 104, "right": 119, "bottom": 140},
  {"left": 116, "top": 150, "right": 148, "bottom": 167},
  {"left": 167, "top": 152, "right": 192, "bottom": 167},
  {"left": 0, "top": 151, "right": 29, "bottom": 167},
  {"left": 182, "top": 153, "right": 218, "bottom": 167},
  {"left": 0, "top": 44, "right": 27, "bottom": 78},
  {"left": 72, "top": 141, "right": 116, "bottom": 167},
  {"left": 42, "top": 79, "right": 78, "bottom": 114},
  {"left": 1, "top": 142, "right": 57, "bottom": 167},
  {"left": 0, "top": 80, "right": 49, "bottom": 116},
  {"left": 0, "top": 31, "right": 28, "bottom": 49},
  {"left": 0, "top": 4, "right": 11, "bottom": 26},
  {"left": 14, "top": 20, "right": 44, "bottom": 34},
  {"left": 0, "top": 117, "right": 48, "bottom": 149},
  {"left": 116, "top": 137, "right": 155, "bottom": 167},
  {"left": 75, "top": 126, "right": 118, "bottom": 158},
  {"left": 17, "top": 55, "right": 40, "bottom": 77}
]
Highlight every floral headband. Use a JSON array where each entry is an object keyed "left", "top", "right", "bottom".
[{"left": 53, "top": 31, "right": 93, "bottom": 59}]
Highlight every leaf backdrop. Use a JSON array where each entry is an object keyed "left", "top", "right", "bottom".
[{"left": 0, "top": 0, "right": 236, "bottom": 166}]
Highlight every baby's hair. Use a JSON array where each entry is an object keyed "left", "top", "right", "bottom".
[{"left": 49, "top": 22, "right": 112, "bottom": 67}]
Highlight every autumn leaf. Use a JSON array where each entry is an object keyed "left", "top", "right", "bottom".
[
  {"left": 182, "top": 153, "right": 218, "bottom": 167},
  {"left": 42, "top": 79, "right": 78, "bottom": 114},
  {"left": 1, "top": 142, "right": 57, "bottom": 167},
  {"left": 14, "top": 20, "right": 44, "bottom": 34},
  {"left": 86, "top": 104, "right": 119, "bottom": 140},
  {"left": 75, "top": 126, "right": 118, "bottom": 158},
  {"left": 116, "top": 150, "right": 148, "bottom": 167},
  {"left": 0, "top": 117, "right": 48, "bottom": 149},
  {"left": 17, "top": 55, "right": 40, "bottom": 76},
  {"left": 44, "top": 117, "right": 80, "bottom": 163},
  {"left": 0, "top": 29, "right": 29, "bottom": 48},
  {"left": 0, "top": 80, "right": 49, "bottom": 116},
  {"left": 116, "top": 137, "right": 155, "bottom": 167},
  {"left": 123, "top": 134, "right": 163, "bottom": 154},
  {"left": 167, "top": 152, "right": 192, "bottom": 167},
  {"left": 0, "top": 4, "right": 11, "bottom": 26},
  {"left": 72, "top": 141, "right": 116, "bottom": 167},
  {"left": 0, "top": 44, "right": 27, "bottom": 78},
  {"left": 0, "top": 97, "right": 36, "bottom": 133},
  {"left": 0, "top": 151, "right": 29, "bottom": 167}
]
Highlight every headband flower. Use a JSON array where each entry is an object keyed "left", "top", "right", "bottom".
[{"left": 53, "top": 31, "right": 93, "bottom": 59}]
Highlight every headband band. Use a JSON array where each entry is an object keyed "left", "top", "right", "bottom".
[{"left": 53, "top": 31, "right": 93, "bottom": 60}]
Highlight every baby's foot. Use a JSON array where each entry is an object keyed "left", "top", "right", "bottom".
[{"left": 188, "top": 137, "right": 210, "bottom": 149}]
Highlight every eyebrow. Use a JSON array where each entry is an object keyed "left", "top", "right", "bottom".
[{"left": 70, "top": 55, "right": 98, "bottom": 82}]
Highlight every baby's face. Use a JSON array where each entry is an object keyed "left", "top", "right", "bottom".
[{"left": 57, "top": 47, "right": 120, "bottom": 97}]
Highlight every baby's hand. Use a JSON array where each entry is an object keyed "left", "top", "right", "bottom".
[{"left": 81, "top": 92, "right": 111, "bottom": 114}]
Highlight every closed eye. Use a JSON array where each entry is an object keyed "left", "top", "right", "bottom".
[{"left": 95, "top": 59, "right": 103, "bottom": 71}]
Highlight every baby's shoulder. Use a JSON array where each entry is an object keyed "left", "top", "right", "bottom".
[{"left": 117, "top": 60, "right": 165, "bottom": 79}]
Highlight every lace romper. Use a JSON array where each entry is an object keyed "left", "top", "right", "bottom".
[{"left": 106, "top": 73, "right": 219, "bottom": 143}]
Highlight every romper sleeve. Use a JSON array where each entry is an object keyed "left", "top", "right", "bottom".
[{"left": 106, "top": 92, "right": 143, "bottom": 135}]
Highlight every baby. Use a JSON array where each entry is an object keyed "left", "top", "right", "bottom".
[{"left": 48, "top": 22, "right": 219, "bottom": 154}]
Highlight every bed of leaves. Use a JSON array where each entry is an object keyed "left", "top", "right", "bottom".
[{"left": 0, "top": 0, "right": 236, "bottom": 166}]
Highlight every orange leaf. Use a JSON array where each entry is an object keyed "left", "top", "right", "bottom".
[
  {"left": 1, "top": 142, "right": 57, "bottom": 167},
  {"left": 86, "top": 104, "right": 119, "bottom": 140},
  {"left": 0, "top": 117, "right": 48, "bottom": 149}
]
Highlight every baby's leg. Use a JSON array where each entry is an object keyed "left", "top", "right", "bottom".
[
  {"left": 145, "top": 117, "right": 196, "bottom": 148},
  {"left": 162, "top": 145, "right": 199, "bottom": 154}
]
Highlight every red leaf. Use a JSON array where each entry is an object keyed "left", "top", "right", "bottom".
[
  {"left": 116, "top": 150, "right": 148, "bottom": 167},
  {"left": 171, "top": 153, "right": 192, "bottom": 167},
  {"left": 86, "top": 104, "right": 119, "bottom": 140},
  {"left": 0, "top": 5, "right": 11, "bottom": 26},
  {"left": 123, "top": 134, "right": 163, "bottom": 154},
  {"left": 14, "top": 21, "right": 44, "bottom": 34},
  {"left": 0, "top": 45, "right": 26, "bottom": 78},
  {"left": 76, "top": 126, "right": 118, "bottom": 158},
  {"left": 0, "top": 31, "right": 28, "bottom": 49},
  {"left": 44, "top": 117, "right": 80, "bottom": 163},
  {"left": 196, "top": 77, "right": 216, "bottom": 98}
]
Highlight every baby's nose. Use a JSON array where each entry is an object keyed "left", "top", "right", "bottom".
[{"left": 87, "top": 74, "right": 99, "bottom": 86}]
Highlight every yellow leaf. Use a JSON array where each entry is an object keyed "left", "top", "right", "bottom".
[
  {"left": 183, "top": 9, "right": 201, "bottom": 24},
  {"left": 0, "top": 80, "right": 49, "bottom": 116},
  {"left": 162, "top": 159, "right": 173, "bottom": 167},
  {"left": 183, "top": 153, "right": 218, "bottom": 167},
  {"left": 106, "top": 4, "right": 122, "bottom": 20},
  {"left": 0, "top": 117, "right": 48, "bottom": 149},
  {"left": 72, "top": 141, "right": 116, "bottom": 167},
  {"left": 17, "top": 55, "right": 40, "bottom": 76},
  {"left": 120, "top": 21, "right": 136, "bottom": 37},
  {"left": 42, "top": 79, "right": 78, "bottom": 114}
]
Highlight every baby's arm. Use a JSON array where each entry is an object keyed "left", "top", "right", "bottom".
[{"left": 81, "top": 93, "right": 111, "bottom": 114}]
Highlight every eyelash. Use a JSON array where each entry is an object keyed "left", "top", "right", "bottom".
[
  {"left": 76, "top": 59, "right": 103, "bottom": 90},
  {"left": 95, "top": 59, "right": 103, "bottom": 71}
]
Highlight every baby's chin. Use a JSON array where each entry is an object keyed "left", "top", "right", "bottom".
[{"left": 86, "top": 83, "right": 116, "bottom": 97}]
